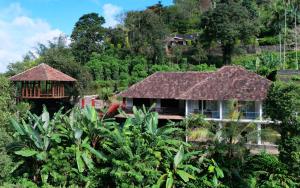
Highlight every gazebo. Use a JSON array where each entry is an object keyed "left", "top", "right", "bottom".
[{"left": 10, "top": 63, "right": 76, "bottom": 100}]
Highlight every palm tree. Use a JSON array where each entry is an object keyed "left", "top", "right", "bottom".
[{"left": 185, "top": 100, "right": 280, "bottom": 187}]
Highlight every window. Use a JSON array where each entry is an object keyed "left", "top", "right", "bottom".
[
  {"left": 239, "top": 101, "right": 257, "bottom": 119},
  {"left": 202, "top": 100, "right": 219, "bottom": 118}
]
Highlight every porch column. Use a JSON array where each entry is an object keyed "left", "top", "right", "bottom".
[
  {"left": 185, "top": 100, "right": 189, "bottom": 117},
  {"left": 185, "top": 100, "right": 189, "bottom": 143},
  {"left": 219, "top": 100, "right": 223, "bottom": 120},
  {"left": 219, "top": 101, "right": 223, "bottom": 142},
  {"left": 257, "top": 123, "right": 262, "bottom": 145},
  {"left": 259, "top": 101, "right": 263, "bottom": 121}
]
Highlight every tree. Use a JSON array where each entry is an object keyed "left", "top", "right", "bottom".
[
  {"left": 242, "top": 152, "right": 298, "bottom": 187},
  {"left": 125, "top": 10, "right": 169, "bottom": 64},
  {"left": 190, "top": 43, "right": 208, "bottom": 64},
  {"left": 71, "top": 13, "right": 106, "bottom": 64},
  {"left": 265, "top": 82, "right": 300, "bottom": 179},
  {"left": 201, "top": 0, "right": 259, "bottom": 64},
  {"left": 6, "top": 60, "right": 37, "bottom": 77},
  {"left": 0, "top": 76, "right": 14, "bottom": 183},
  {"left": 164, "top": 0, "right": 202, "bottom": 33},
  {"left": 38, "top": 36, "right": 92, "bottom": 96},
  {"left": 185, "top": 100, "right": 280, "bottom": 187}
]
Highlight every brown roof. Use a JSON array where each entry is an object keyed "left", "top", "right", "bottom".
[
  {"left": 119, "top": 72, "right": 210, "bottom": 99},
  {"left": 119, "top": 66, "right": 272, "bottom": 101},
  {"left": 9, "top": 63, "right": 76, "bottom": 82}
]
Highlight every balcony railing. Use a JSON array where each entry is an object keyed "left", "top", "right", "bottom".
[
  {"left": 194, "top": 109, "right": 260, "bottom": 120},
  {"left": 223, "top": 110, "right": 260, "bottom": 120},
  {"left": 124, "top": 106, "right": 260, "bottom": 120}
]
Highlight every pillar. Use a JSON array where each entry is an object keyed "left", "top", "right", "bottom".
[
  {"left": 22, "top": 82, "right": 25, "bottom": 97},
  {"left": 91, "top": 98, "right": 95, "bottom": 108},
  {"left": 185, "top": 100, "right": 189, "bottom": 143},
  {"left": 259, "top": 101, "right": 263, "bottom": 121},
  {"left": 185, "top": 100, "right": 189, "bottom": 117},
  {"left": 81, "top": 98, "right": 85, "bottom": 108},
  {"left": 38, "top": 82, "right": 41, "bottom": 97},
  {"left": 219, "top": 100, "right": 223, "bottom": 120}
]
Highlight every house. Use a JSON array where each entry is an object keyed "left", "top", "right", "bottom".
[
  {"left": 117, "top": 66, "right": 272, "bottom": 145},
  {"left": 10, "top": 63, "right": 76, "bottom": 100},
  {"left": 277, "top": 69, "right": 300, "bottom": 83},
  {"left": 165, "top": 34, "right": 197, "bottom": 52}
]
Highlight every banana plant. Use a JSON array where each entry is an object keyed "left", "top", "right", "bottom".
[
  {"left": 10, "top": 106, "right": 62, "bottom": 161},
  {"left": 202, "top": 159, "right": 224, "bottom": 187},
  {"left": 56, "top": 106, "right": 109, "bottom": 173},
  {"left": 155, "top": 145, "right": 200, "bottom": 188},
  {"left": 9, "top": 106, "right": 67, "bottom": 183}
]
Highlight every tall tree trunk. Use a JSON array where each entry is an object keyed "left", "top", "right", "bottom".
[{"left": 222, "top": 44, "right": 233, "bottom": 65}]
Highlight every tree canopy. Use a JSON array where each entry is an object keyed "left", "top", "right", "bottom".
[
  {"left": 71, "top": 13, "right": 106, "bottom": 64},
  {"left": 201, "top": 0, "right": 259, "bottom": 64}
]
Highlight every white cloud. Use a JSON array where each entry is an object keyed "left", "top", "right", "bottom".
[
  {"left": 102, "top": 3, "right": 122, "bottom": 28},
  {"left": 0, "top": 3, "right": 63, "bottom": 73}
]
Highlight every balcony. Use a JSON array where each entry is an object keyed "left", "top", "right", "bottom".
[
  {"left": 194, "top": 109, "right": 260, "bottom": 120},
  {"left": 223, "top": 110, "right": 260, "bottom": 120}
]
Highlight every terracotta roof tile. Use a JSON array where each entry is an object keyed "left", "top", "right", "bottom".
[
  {"left": 9, "top": 63, "right": 76, "bottom": 82},
  {"left": 179, "top": 66, "right": 271, "bottom": 101},
  {"left": 119, "top": 71, "right": 211, "bottom": 99}
]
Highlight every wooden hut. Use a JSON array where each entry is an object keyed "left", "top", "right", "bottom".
[{"left": 10, "top": 63, "right": 76, "bottom": 100}]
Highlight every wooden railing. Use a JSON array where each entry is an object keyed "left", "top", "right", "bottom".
[{"left": 18, "top": 81, "right": 66, "bottom": 99}]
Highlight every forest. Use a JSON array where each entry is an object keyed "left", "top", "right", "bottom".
[{"left": 0, "top": 0, "right": 300, "bottom": 187}]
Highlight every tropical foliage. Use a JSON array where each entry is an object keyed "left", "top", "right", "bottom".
[
  {"left": 0, "top": 106, "right": 226, "bottom": 187},
  {"left": 2, "top": 0, "right": 300, "bottom": 187}
]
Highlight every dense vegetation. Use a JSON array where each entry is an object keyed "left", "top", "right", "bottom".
[
  {"left": 1, "top": 0, "right": 300, "bottom": 187},
  {"left": 4, "top": 0, "right": 300, "bottom": 98},
  {"left": 0, "top": 84, "right": 299, "bottom": 187}
]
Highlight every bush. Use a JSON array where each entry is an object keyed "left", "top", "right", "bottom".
[
  {"left": 242, "top": 152, "right": 298, "bottom": 187},
  {"left": 258, "top": 36, "right": 279, "bottom": 46},
  {"left": 2, "top": 107, "right": 225, "bottom": 187}
]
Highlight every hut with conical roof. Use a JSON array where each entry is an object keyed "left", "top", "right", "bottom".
[{"left": 10, "top": 63, "right": 76, "bottom": 100}]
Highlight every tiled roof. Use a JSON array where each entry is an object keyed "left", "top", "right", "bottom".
[
  {"left": 119, "top": 66, "right": 272, "bottom": 101},
  {"left": 9, "top": 63, "right": 76, "bottom": 82},
  {"left": 119, "top": 72, "right": 210, "bottom": 99}
]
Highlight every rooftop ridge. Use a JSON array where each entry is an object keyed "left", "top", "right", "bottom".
[
  {"left": 154, "top": 70, "right": 215, "bottom": 74},
  {"left": 9, "top": 63, "right": 41, "bottom": 80}
]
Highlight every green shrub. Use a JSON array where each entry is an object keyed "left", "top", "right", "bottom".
[
  {"left": 258, "top": 36, "right": 279, "bottom": 46},
  {"left": 242, "top": 153, "right": 299, "bottom": 188}
]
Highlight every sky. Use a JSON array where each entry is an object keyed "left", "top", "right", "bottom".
[{"left": 0, "top": 0, "right": 173, "bottom": 72}]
